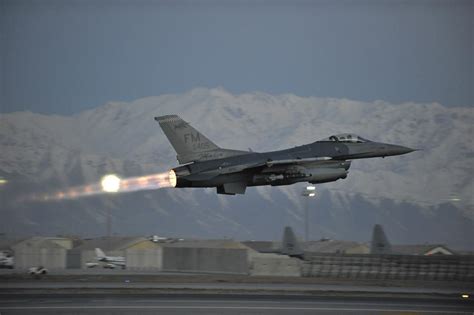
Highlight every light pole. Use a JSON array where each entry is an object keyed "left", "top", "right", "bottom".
[{"left": 301, "top": 186, "right": 316, "bottom": 242}]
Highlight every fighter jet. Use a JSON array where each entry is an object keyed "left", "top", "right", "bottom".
[
  {"left": 156, "top": 115, "right": 414, "bottom": 195},
  {"left": 93, "top": 248, "right": 126, "bottom": 269}
]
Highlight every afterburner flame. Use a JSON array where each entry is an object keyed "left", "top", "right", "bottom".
[
  {"left": 101, "top": 174, "right": 121, "bottom": 193},
  {"left": 29, "top": 169, "right": 176, "bottom": 202},
  {"left": 169, "top": 169, "right": 177, "bottom": 188}
]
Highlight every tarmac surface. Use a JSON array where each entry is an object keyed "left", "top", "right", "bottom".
[
  {"left": 1, "top": 280, "right": 471, "bottom": 295},
  {"left": 0, "top": 293, "right": 473, "bottom": 314},
  {"left": 1, "top": 272, "right": 473, "bottom": 314}
]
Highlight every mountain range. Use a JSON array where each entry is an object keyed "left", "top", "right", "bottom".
[{"left": 1, "top": 88, "right": 473, "bottom": 250}]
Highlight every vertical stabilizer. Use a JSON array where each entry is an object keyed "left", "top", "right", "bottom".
[
  {"left": 281, "top": 226, "right": 304, "bottom": 258},
  {"left": 155, "top": 115, "right": 220, "bottom": 164},
  {"left": 155, "top": 115, "right": 249, "bottom": 164},
  {"left": 95, "top": 248, "right": 106, "bottom": 259},
  {"left": 370, "top": 224, "right": 392, "bottom": 254}
]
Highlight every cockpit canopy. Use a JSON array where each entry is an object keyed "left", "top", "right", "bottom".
[{"left": 319, "top": 134, "right": 370, "bottom": 143}]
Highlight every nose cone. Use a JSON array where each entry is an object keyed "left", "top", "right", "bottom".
[
  {"left": 384, "top": 145, "right": 415, "bottom": 156},
  {"left": 345, "top": 142, "right": 416, "bottom": 159}
]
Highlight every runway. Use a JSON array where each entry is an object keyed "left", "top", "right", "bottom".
[
  {"left": 1, "top": 273, "right": 472, "bottom": 314},
  {"left": 1, "top": 280, "right": 470, "bottom": 295},
  {"left": 0, "top": 294, "right": 473, "bottom": 314}
]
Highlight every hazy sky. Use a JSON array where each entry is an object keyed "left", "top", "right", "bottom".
[{"left": 1, "top": 0, "right": 472, "bottom": 114}]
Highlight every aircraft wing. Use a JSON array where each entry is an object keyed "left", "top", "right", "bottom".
[{"left": 265, "top": 157, "right": 332, "bottom": 167}]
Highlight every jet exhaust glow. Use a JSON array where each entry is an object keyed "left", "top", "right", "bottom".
[
  {"left": 101, "top": 174, "right": 121, "bottom": 193},
  {"left": 30, "top": 170, "right": 177, "bottom": 202}
]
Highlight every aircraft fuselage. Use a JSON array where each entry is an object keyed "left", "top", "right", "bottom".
[{"left": 172, "top": 140, "right": 413, "bottom": 190}]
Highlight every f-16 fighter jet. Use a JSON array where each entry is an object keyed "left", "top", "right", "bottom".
[
  {"left": 156, "top": 115, "right": 414, "bottom": 195},
  {"left": 93, "top": 248, "right": 125, "bottom": 269}
]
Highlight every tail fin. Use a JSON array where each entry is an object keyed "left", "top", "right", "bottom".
[
  {"left": 370, "top": 224, "right": 392, "bottom": 254},
  {"left": 95, "top": 248, "right": 106, "bottom": 259},
  {"left": 155, "top": 115, "right": 248, "bottom": 164},
  {"left": 280, "top": 226, "right": 304, "bottom": 258}
]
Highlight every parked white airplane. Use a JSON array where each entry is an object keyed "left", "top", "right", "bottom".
[
  {"left": 0, "top": 251, "right": 13, "bottom": 269},
  {"left": 92, "top": 248, "right": 126, "bottom": 269}
]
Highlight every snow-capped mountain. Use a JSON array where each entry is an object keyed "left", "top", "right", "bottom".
[{"left": 1, "top": 88, "right": 473, "bottom": 249}]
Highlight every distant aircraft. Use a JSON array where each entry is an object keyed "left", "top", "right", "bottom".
[
  {"left": 370, "top": 224, "right": 392, "bottom": 254},
  {"left": 280, "top": 226, "right": 305, "bottom": 259},
  {"left": 94, "top": 248, "right": 126, "bottom": 269},
  {"left": 156, "top": 115, "right": 415, "bottom": 195},
  {"left": 246, "top": 226, "right": 305, "bottom": 259},
  {"left": 369, "top": 225, "right": 453, "bottom": 256},
  {"left": 0, "top": 251, "right": 13, "bottom": 269}
]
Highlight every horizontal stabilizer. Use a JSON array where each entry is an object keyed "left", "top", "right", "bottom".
[{"left": 217, "top": 182, "right": 247, "bottom": 195}]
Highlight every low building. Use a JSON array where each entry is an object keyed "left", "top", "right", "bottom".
[
  {"left": 12, "top": 237, "right": 73, "bottom": 270},
  {"left": 303, "top": 239, "right": 370, "bottom": 254},
  {"left": 162, "top": 239, "right": 255, "bottom": 274},
  {"left": 392, "top": 244, "right": 455, "bottom": 256},
  {"left": 0, "top": 239, "right": 19, "bottom": 256},
  {"left": 249, "top": 253, "right": 302, "bottom": 277},
  {"left": 242, "top": 241, "right": 280, "bottom": 253},
  {"left": 67, "top": 237, "right": 163, "bottom": 270}
]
